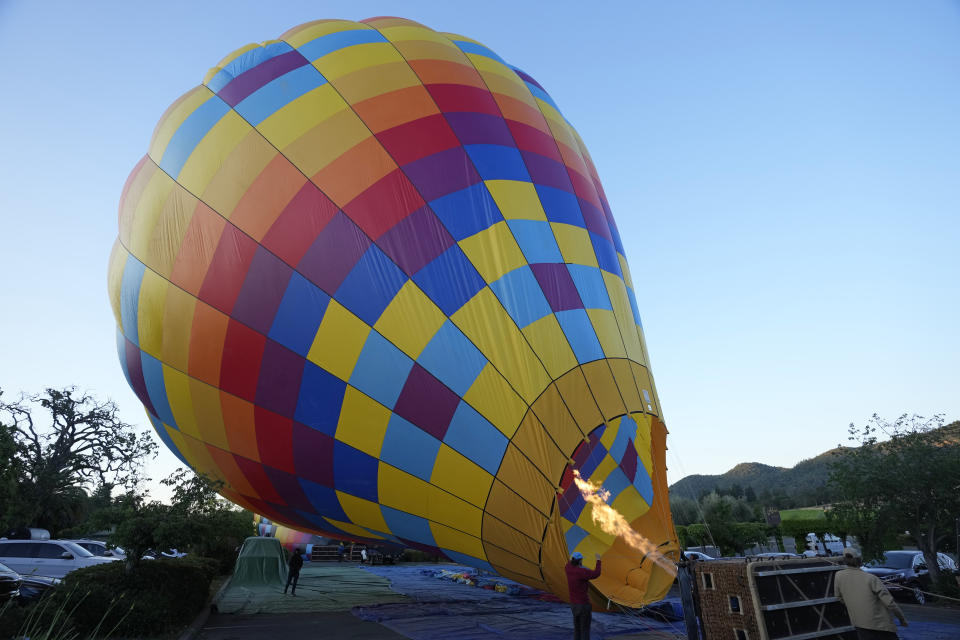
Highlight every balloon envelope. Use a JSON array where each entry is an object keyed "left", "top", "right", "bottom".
[{"left": 109, "top": 17, "right": 678, "bottom": 606}]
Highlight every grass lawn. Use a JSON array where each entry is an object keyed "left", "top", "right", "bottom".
[{"left": 780, "top": 507, "right": 826, "bottom": 520}]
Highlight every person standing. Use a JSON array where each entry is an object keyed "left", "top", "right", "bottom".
[
  {"left": 338, "top": 541, "right": 346, "bottom": 562},
  {"left": 360, "top": 546, "right": 368, "bottom": 564},
  {"left": 834, "top": 547, "right": 908, "bottom": 639},
  {"left": 565, "top": 552, "right": 602, "bottom": 640},
  {"left": 284, "top": 547, "right": 304, "bottom": 596}
]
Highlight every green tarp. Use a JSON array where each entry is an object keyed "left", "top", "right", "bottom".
[{"left": 229, "top": 537, "right": 287, "bottom": 588}]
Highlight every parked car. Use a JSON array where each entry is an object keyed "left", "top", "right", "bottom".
[
  {"left": 67, "top": 539, "right": 125, "bottom": 558},
  {"left": 863, "top": 550, "right": 958, "bottom": 604},
  {"left": 0, "top": 561, "right": 22, "bottom": 604},
  {"left": 18, "top": 575, "right": 60, "bottom": 604},
  {"left": 0, "top": 540, "right": 119, "bottom": 579},
  {"left": 754, "top": 552, "right": 803, "bottom": 560},
  {"left": 683, "top": 551, "right": 715, "bottom": 561}
]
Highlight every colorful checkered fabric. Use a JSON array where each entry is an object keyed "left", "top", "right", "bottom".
[{"left": 108, "top": 17, "right": 678, "bottom": 606}]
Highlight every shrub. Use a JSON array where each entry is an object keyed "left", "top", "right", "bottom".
[{"left": 45, "top": 558, "right": 211, "bottom": 637}]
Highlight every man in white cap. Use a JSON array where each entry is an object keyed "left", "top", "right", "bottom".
[
  {"left": 834, "top": 547, "right": 908, "bottom": 639},
  {"left": 565, "top": 551, "right": 602, "bottom": 640}
]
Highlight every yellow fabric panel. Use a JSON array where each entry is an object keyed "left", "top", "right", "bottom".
[
  {"left": 378, "top": 463, "right": 430, "bottom": 519},
  {"left": 201, "top": 130, "right": 276, "bottom": 220},
  {"left": 334, "top": 62, "right": 422, "bottom": 103},
  {"left": 482, "top": 69, "right": 536, "bottom": 104},
  {"left": 257, "top": 84, "right": 349, "bottom": 151},
  {"left": 178, "top": 432, "right": 225, "bottom": 485},
  {"left": 521, "top": 315, "right": 578, "bottom": 380},
  {"left": 458, "top": 221, "right": 528, "bottom": 283},
  {"left": 189, "top": 378, "right": 229, "bottom": 451},
  {"left": 162, "top": 425, "right": 189, "bottom": 465},
  {"left": 600, "top": 416, "right": 620, "bottom": 450},
  {"left": 575, "top": 503, "right": 616, "bottom": 548},
  {"left": 107, "top": 241, "right": 127, "bottom": 327},
  {"left": 118, "top": 160, "right": 158, "bottom": 248},
  {"left": 431, "top": 444, "right": 493, "bottom": 509},
  {"left": 586, "top": 309, "right": 627, "bottom": 359},
  {"left": 452, "top": 288, "right": 550, "bottom": 404},
  {"left": 336, "top": 492, "right": 390, "bottom": 533},
  {"left": 204, "top": 43, "right": 261, "bottom": 83},
  {"left": 481, "top": 514, "right": 541, "bottom": 564},
  {"left": 536, "top": 100, "right": 578, "bottom": 150},
  {"left": 496, "top": 445, "right": 554, "bottom": 515},
  {"left": 373, "top": 281, "right": 446, "bottom": 358},
  {"left": 160, "top": 286, "right": 196, "bottom": 373},
  {"left": 311, "top": 134, "right": 396, "bottom": 206},
  {"left": 619, "top": 255, "right": 634, "bottom": 289},
  {"left": 177, "top": 111, "right": 250, "bottom": 196},
  {"left": 631, "top": 412, "right": 654, "bottom": 475},
  {"left": 580, "top": 360, "right": 627, "bottom": 422},
  {"left": 462, "top": 365, "right": 526, "bottom": 438},
  {"left": 530, "top": 384, "right": 586, "bottom": 451},
  {"left": 555, "top": 367, "right": 603, "bottom": 434},
  {"left": 590, "top": 455, "right": 618, "bottom": 490},
  {"left": 335, "top": 387, "right": 391, "bottom": 457},
  {"left": 427, "top": 484, "right": 483, "bottom": 536},
  {"left": 323, "top": 517, "right": 386, "bottom": 539},
  {"left": 430, "top": 522, "right": 486, "bottom": 559},
  {"left": 391, "top": 39, "right": 466, "bottom": 64},
  {"left": 602, "top": 271, "right": 645, "bottom": 364},
  {"left": 314, "top": 42, "right": 406, "bottom": 79},
  {"left": 485, "top": 546, "right": 543, "bottom": 581},
  {"left": 163, "top": 368, "right": 199, "bottom": 440},
  {"left": 540, "top": 514, "right": 574, "bottom": 603},
  {"left": 165, "top": 428, "right": 195, "bottom": 470},
  {"left": 147, "top": 185, "right": 197, "bottom": 278},
  {"left": 484, "top": 180, "right": 546, "bottom": 221},
  {"left": 381, "top": 25, "right": 453, "bottom": 46},
  {"left": 629, "top": 362, "right": 659, "bottom": 417},
  {"left": 149, "top": 87, "right": 213, "bottom": 161},
  {"left": 128, "top": 170, "right": 174, "bottom": 261},
  {"left": 283, "top": 20, "right": 365, "bottom": 49},
  {"left": 608, "top": 359, "right": 644, "bottom": 415},
  {"left": 135, "top": 269, "right": 168, "bottom": 359},
  {"left": 307, "top": 300, "right": 370, "bottom": 381},
  {"left": 485, "top": 480, "right": 547, "bottom": 541},
  {"left": 552, "top": 223, "right": 599, "bottom": 267},
  {"left": 510, "top": 412, "right": 567, "bottom": 488},
  {"left": 611, "top": 484, "right": 651, "bottom": 524}
]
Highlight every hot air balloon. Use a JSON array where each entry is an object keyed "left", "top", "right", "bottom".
[{"left": 108, "top": 17, "right": 679, "bottom": 606}]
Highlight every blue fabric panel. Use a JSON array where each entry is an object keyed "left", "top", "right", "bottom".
[
  {"left": 234, "top": 64, "right": 327, "bottom": 125},
  {"left": 562, "top": 491, "right": 586, "bottom": 522},
  {"left": 525, "top": 82, "right": 561, "bottom": 112},
  {"left": 488, "top": 266, "right": 552, "bottom": 328},
  {"left": 555, "top": 309, "right": 604, "bottom": 364},
  {"left": 381, "top": 506, "right": 436, "bottom": 546},
  {"left": 159, "top": 96, "right": 231, "bottom": 177},
  {"left": 507, "top": 220, "right": 564, "bottom": 265},
  {"left": 442, "top": 550, "right": 496, "bottom": 573},
  {"left": 564, "top": 524, "right": 590, "bottom": 552},
  {"left": 608, "top": 417, "right": 635, "bottom": 463},
  {"left": 336, "top": 244, "right": 408, "bottom": 325},
  {"left": 416, "top": 321, "right": 486, "bottom": 396},
  {"left": 140, "top": 353, "right": 176, "bottom": 429},
  {"left": 413, "top": 246, "right": 486, "bottom": 316},
  {"left": 297, "top": 29, "right": 387, "bottom": 61},
  {"left": 463, "top": 144, "right": 530, "bottom": 181},
  {"left": 443, "top": 402, "right": 508, "bottom": 475},
  {"left": 148, "top": 414, "right": 189, "bottom": 465},
  {"left": 208, "top": 41, "right": 295, "bottom": 91},
  {"left": 451, "top": 40, "right": 508, "bottom": 65},
  {"left": 567, "top": 265, "right": 613, "bottom": 311},
  {"left": 626, "top": 286, "right": 643, "bottom": 327},
  {"left": 536, "top": 185, "right": 585, "bottom": 227},
  {"left": 380, "top": 415, "right": 442, "bottom": 482},
  {"left": 349, "top": 332, "right": 414, "bottom": 409},
  {"left": 633, "top": 461, "right": 655, "bottom": 506},
  {"left": 115, "top": 330, "right": 132, "bottom": 389},
  {"left": 429, "top": 183, "right": 502, "bottom": 241},
  {"left": 294, "top": 362, "right": 347, "bottom": 436},
  {"left": 120, "top": 254, "right": 146, "bottom": 346},
  {"left": 590, "top": 231, "right": 622, "bottom": 276},
  {"left": 334, "top": 441, "right": 379, "bottom": 502},
  {"left": 579, "top": 445, "right": 606, "bottom": 481},
  {"left": 268, "top": 272, "right": 331, "bottom": 357},
  {"left": 601, "top": 466, "right": 631, "bottom": 504},
  {"left": 298, "top": 479, "right": 350, "bottom": 521}
]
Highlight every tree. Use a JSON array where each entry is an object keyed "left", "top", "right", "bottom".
[
  {"left": 0, "top": 387, "right": 158, "bottom": 534},
  {"left": 670, "top": 496, "right": 700, "bottom": 526},
  {"left": 829, "top": 414, "right": 960, "bottom": 585}
]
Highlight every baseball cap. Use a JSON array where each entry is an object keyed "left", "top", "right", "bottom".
[
  {"left": 842, "top": 547, "right": 861, "bottom": 559},
  {"left": 571, "top": 551, "right": 583, "bottom": 560}
]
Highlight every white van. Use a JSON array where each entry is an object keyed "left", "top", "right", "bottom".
[{"left": 0, "top": 540, "right": 118, "bottom": 578}]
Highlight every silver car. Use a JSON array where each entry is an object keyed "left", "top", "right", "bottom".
[{"left": 0, "top": 540, "right": 118, "bottom": 578}]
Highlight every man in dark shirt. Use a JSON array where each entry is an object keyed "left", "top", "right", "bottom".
[
  {"left": 565, "top": 552, "right": 602, "bottom": 640},
  {"left": 284, "top": 547, "right": 304, "bottom": 596}
]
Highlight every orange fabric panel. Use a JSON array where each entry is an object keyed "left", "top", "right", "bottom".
[
  {"left": 409, "top": 59, "right": 485, "bottom": 88},
  {"left": 510, "top": 412, "right": 566, "bottom": 487},
  {"left": 311, "top": 135, "right": 396, "bottom": 206},
  {"left": 118, "top": 156, "right": 157, "bottom": 248},
  {"left": 485, "top": 480, "right": 547, "bottom": 541},
  {"left": 220, "top": 392, "right": 261, "bottom": 462},
  {"left": 206, "top": 442, "right": 258, "bottom": 497},
  {"left": 187, "top": 301, "right": 228, "bottom": 387},
  {"left": 555, "top": 367, "right": 603, "bottom": 434},
  {"left": 493, "top": 94, "right": 551, "bottom": 133},
  {"left": 496, "top": 445, "right": 555, "bottom": 514},
  {"left": 228, "top": 153, "right": 308, "bottom": 241},
  {"left": 170, "top": 202, "right": 226, "bottom": 296},
  {"left": 580, "top": 361, "right": 627, "bottom": 422},
  {"left": 351, "top": 85, "right": 439, "bottom": 133},
  {"left": 530, "top": 384, "right": 586, "bottom": 451}
]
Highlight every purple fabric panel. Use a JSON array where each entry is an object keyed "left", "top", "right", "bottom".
[
  {"left": 620, "top": 438, "right": 639, "bottom": 482},
  {"left": 298, "top": 212, "right": 371, "bottom": 294},
  {"left": 232, "top": 248, "right": 294, "bottom": 334},
  {"left": 444, "top": 112, "right": 514, "bottom": 147},
  {"left": 292, "top": 422, "right": 335, "bottom": 486},
  {"left": 403, "top": 147, "right": 480, "bottom": 202},
  {"left": 521, "top": 150, "right": 574, "bottom": 193},
  {"left": 393, "top": 364, "right": 460, "bottom": 441},
  {"left": 264, "top": 466, "right": 316, "bottom": 512},
  {"left": 512, "top": 67, "right": 545, "bottom": 91},
  {"left": 218, "top": 50, "right": 311, "bottom": 106},
  {"left": 377, "top": 206, "right": 454, "bottom": 275},
  {"left": 529, "top": 262, "right": 583, "bottom": 312},
  {"left": 577, "top": 197, "right": 613, "bottom": 243},
  {"left": 125, "top": 340, "right": 156, "bottom": 416},
  {"left": 255, "top": 340, "right": 306, "bottom": 418}
]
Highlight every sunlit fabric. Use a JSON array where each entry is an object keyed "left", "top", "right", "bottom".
[{"left": 108, "top": 17, "right": 678, "bottom": 606}]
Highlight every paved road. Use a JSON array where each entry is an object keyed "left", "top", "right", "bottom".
[{"left": 198, "top": 611, "right": 406, "bottom": 640}]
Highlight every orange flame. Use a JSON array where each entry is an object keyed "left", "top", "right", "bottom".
[{"left": 573, "top": 470, "right": 677, "bottom": 576}]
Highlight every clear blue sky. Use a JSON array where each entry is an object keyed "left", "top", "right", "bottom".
[{"left": 1, "top": 1, "right": 957, "bottom": 501}]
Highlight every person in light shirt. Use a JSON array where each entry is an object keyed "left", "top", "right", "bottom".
[{"left": 834, "top": 547, "right": 908, "bottom": 639}]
